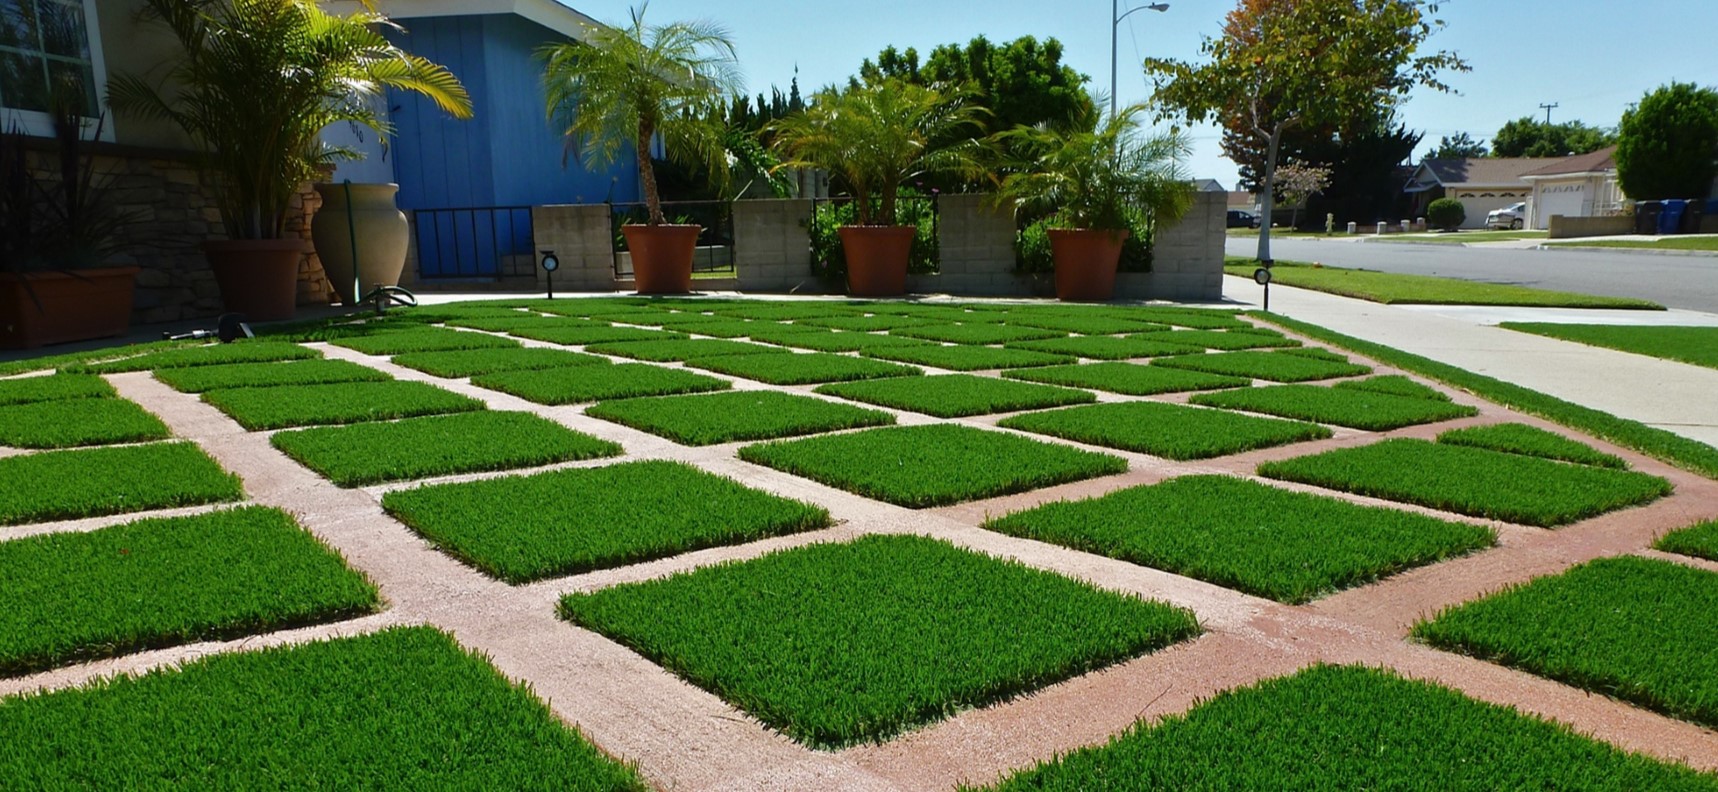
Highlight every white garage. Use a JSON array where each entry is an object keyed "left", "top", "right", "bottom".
[
  {"left": 1404, "top": 157, "right": 1559, "bottom": 229},
  {"left": 1521, "top": 147, "right": 1625, "bottom": 230}
]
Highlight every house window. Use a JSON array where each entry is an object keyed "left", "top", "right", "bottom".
[{"left": 0, "top": 0, "right": 99, "bottom": 117}]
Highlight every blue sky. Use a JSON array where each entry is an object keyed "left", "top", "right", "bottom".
[{"left": 587, "top": 1, "right": 1716, "bottom": 188}]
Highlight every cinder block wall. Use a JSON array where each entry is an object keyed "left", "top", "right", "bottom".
[
  {"left": 531, "top": 205, "right": 619, "bottom": 292},
  {"left": 1116, "top": 190, "right": 1226, "bottom": 301},
  {"left": 908, "top": 193, "right": 1034, "bottom": 296},
  {"left": 1547, "top": 215, "right": 1634, "bottom": 239},
  {"left": 734, "top": 199, "right": 816, "bottom": 292}
]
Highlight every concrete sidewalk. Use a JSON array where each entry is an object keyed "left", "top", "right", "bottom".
[{"left": 1224, "top": 274, "right": 1718, "bottom": 450}]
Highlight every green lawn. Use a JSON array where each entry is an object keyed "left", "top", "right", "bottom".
[
  {"left": 998, "top": 315, "right": 1167, "bottom": 335},
  {"left": 1499, "top": 323, "right": 1718, "bottom": 370},
  {"left": 272, "top": 411, "right": 622, "bottom": 487},
  {"left": 1370, "top": 230, "right": 1549, "bottom": 244},
  {"left": 999, "top": 401, "right": 1331, "bottom": 460},
  {"left": 472, "top": 364, "right": 730, "bottom": 405},
  {"left": 815, "top": 374, "right": 1095, "bottom": 417},
  {"left": 509, "top": 325, "right": 686, "bottom": 346},
  {"left": 587, "top": 390, "right": 892, "bottom": 446},
  {"left": 0, "top": 397, "right": 171, "bottom": 448},
  {"left": 1004, "top": 334, "right": 1203, "bottom": 360},
  {"left": 70, "top": 342, "right": 321, "bottom": 373},
  {"left": 1003, "top": 362, "right": 1249, "bottom": 396},
  {"left": 863, "top": 344, "right": 1076, "bottom": 371},
  {"left": 560, "top": 535, "right": 1198, "bottom": 747},
  {"left": 1189, "top": 383, "right": 1479, "bottom": 430},
  {"left": 0, "top": 373, "right": 114, "bottom": 404},
  {"left": 1226, "top": 261, "right": 1664, "bottom": 310},
  {"left": 1150, "top": 329, "right": 1301, "bottom": 351},
  {"left": 152, "top": 359, "right": 392, "bottom": 392},
  {"left": 331, "top": 329, "right": 520, "bottom": 355},
  {"left": 892, "top": 324, "right": 1065, "bottom": 345},
  {"left": 0, "top": 442, "right": 243, "bottom": 526},
  {"left": 657, "top": 319, "right": 760, "bottom": 338},
  {"left": 1656, "top": 519, "right": 1718, "bottom": 561},
  {"left": 754, "top": 330, "right": 932, "bottom": 354},
  {"left": 383, "top": 460, "right": 830, "bottom": 583},
  {"left": 584, "top": 338, "right": 788, "bottom": 362},
  {"left": 1547, "top": 236, "right": 1718, "bottom": 252},
  {"left": 683, "top": 352, "right": 920, "bottom": 385},
  {"left": 795, "top": 314, "right": 935, "bottom": 332},
  {"left": 389, "top": 347, "right": 609, "bottom": 378},
  {"left": 202, "top": 381, "right": 484, "bottom": 430},
  {"left": 0, "top": 626, "right": 648, "bottom": 789},
  {"left": 0, "top": 506, "right": 377, "bottom": 675},
  {"left": 1153, "top": 349, "right": 1372, "bottom": 382},
  {"left": 1438, "top": 423, "right": 1627, "bottom": 469},
  {"left": 1332, "top": 374, "right": 1451, "bottom": 402}
]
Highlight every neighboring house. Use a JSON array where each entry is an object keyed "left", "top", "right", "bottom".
[
  {"left": 1519, "top": 146, "right": 1624, "bottom": 230},
  {"left": 1226, "top": 191, "right": 1259, "bottom": 212},
  {"left": 1193, "top": 178, "right": 1226, "bottom": 193},
  {"left": 1402, "top": 158, "right": 1556, "bottom": 229}
]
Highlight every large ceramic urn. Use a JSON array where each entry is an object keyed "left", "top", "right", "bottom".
[{"left": 312, "top": 182, "right": 410, "bottom": 305}]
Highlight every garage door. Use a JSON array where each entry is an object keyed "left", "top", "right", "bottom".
[
  {"left": 1535, "top": 186, "right": 1586, "bottom": 230},
  {"left": 1454, "top": 193, "right": 1525, "bottom": 229}
]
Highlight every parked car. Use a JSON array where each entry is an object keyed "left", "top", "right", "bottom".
[
  {"left": 1227, "top": 209, "right": 1260, "bottom": 229},
  {"left": 1486, "top": 202, "right": 1527, "bottom": 230}
]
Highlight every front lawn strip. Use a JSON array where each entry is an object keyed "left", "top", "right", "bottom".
[
  {"left": 1000, "top": 401, "right": 1330, "bottom": 460},
  {"left": 0, "top": 506, "right": 377, "bottom": 676},
  {"left": 1415, "top": 556, "right": 1718, "bottom": 730},
  {"left": 585, "top": 338, "right": 789, "bottom": 362},
  {"left": 864, "top": 344, "right": 1076, "bottom": 371},
  {"left": 1546, "top": 237, "right": 1718, "bottom": 253},
  {"left": 1438, "top": 423, "right": 1627, "bottom": 469},
  {"left": 815, "top": 374, "right": 1095, "bottom": 418},
  {"left": 1332, "top": 374, "right": 1451, "bottom": 402},
  {"left": 0, "top": 442, "right": 243, "bottom": 525},
  {"left": 893, "top": 324, "right": 1066, "bottom": 345},
  {"left": 1656, "top": 520, "right": 1718, "bottom": 561},
  {"left": 588, "top": 391, "right": 891, "bottom": 446},
  {"left": 0, "top": 398, "right": 171, "bottom": 448},
  {"left": 272, "top": 411, "right": 621, "bottom": 487},
  {"left": 202, "top": 381, "right": 483, "bottom": 430},
  {"left": 1258, "top": 439, "right": 1671, "bottom": 527},
  {"left": 389, "top": 348, "right": 608, "bottom": 378},
  {"left": 0, "top": 373, "right": 114, "bottom": 404},
  {"left": 1154, "top": 349, "right": 1372, "bottom": 382},
  {"left": 739, "top": 424, "right": 1126, "bottom": 508},
  {"left": 1004, "top": 335, "right": 1204, "bottom": 360},
  {"left": 153, "top": 359, "right": 391, "bottom": 392},
  {"left": 383, "top": 460, "right": 830, "bottom": 583},
  {"left": 685, "top": 352, "right": 919, "bottom": 385},
  {"left": 796, "top": 314, "right": 934, "bottom": 332},
  {"left": 1500, "top": 323, "right": 1718, "bottom": 371},
  {"left": 0, "top": 626, "right": 648, "bottom": 789},
  {"left": 1004, "top": 362, "right": 1249, "bottom": 395},
  {"left": 473, "top": 364, "right": 730, "bottom": 404},
  {"left": 1189, "top": 384, "right": 1479, "bottom": 431},
  {"left": 973, "top": 664, "right": 1715, "bottom": 791},
  {"left": 1000, "top": 315, "right": 1168, "bottom": 335},
  {"left": 71, "top": 342, "right": 321, "bottom": 373},
  {"left": 560, "top": 535, "right": 1198, "bottom": 747},
  {"left": 331, "top": 329, "right": 520, "bottom": 356},
  {"left": 986, "top": 476, "right": 1494, "bottom": 604},
  {"left": 509, "top": 325, "right": 686, "bottom": 346},
  {"left": 765, "top": 331, "right": 933, "bottom": 353},
  {"left": 1153, "top": 329, "right": 1301, "bottom": 351},
  {"left": 1227, "top": 260, "right": 1664, "bottom": 309}
]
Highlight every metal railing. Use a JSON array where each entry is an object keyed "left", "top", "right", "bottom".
[
  {"left": 808, "top": 195, "right": 941, "bottom": 277},
  {"left": 411, "top": 206, "right": 535, "bottom": 280},
  {"left": 608, "top": 200, "right": 736, "bottom": 278}
]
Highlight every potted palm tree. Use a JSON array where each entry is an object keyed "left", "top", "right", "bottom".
[
  {"left": 771, "top": 79, "right": 989, "bottom": 297},
  {"left": 109, "top": 0, "right": 471, "bottom": 321},
  {"left": 539, "top": 5, "right": 739, "bottom": 295},
  {"left": 994, "top": 103, "right": 1193, "bottom": 301}
]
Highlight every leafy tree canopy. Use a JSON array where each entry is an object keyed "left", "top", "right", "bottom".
[
  {"left": 1429, "top": 132, "right": 1488, "bottom": 159},
  {"left": 1616, "top": 82, "right": 1718, "bottom": 201},
  {"left": 1490, "top": 117, "right": 1614, "bottom": 158},
  {"left": 855, "top": 35, "right": 1098, "bottom": 136}
]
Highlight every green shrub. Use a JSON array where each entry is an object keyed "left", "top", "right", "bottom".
[
  {"left": 808, "top": 195, "right": 939, "bottom": 283},
  {"left": 1427, "top": 197, "right": 1466, "bottom": 230},
  {"left": 1015, "top": 208, "right": 1155, "bottom": 274}
]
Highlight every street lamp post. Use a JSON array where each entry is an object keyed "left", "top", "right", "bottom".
[{"left": 1111, "top": 1, "right": 1169, "bottom": 118}]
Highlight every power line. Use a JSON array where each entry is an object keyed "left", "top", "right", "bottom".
[{"left": 1538, "top": 102, "right": 1559, "bottom": 124}]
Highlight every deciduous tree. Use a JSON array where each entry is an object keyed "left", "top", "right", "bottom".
[
  {"left": 1490, "top": 118, "right": 1613, "bottom": 158},
  {"left": 1616, "top": 82, "right": 1718, "bottom": 201},
  {"left": 1429, "top": 132, "right": 1488, "bottom": 159}
]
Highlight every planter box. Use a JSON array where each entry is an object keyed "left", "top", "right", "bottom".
[{"left": 0, "top": 267, "right": 140, "bottom": 349}]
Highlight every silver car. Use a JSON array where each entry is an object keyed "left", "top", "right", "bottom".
[{"left": 1486, "top": 202, "right": 1527, "bottom": 230}]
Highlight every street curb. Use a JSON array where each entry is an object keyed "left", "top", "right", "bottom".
[{"left": 1536, "top": 244, "right": 1718, "bottom": 258}]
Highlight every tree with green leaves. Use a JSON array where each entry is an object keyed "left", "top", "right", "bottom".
[
  {"left": 1616, "top": 82, "right": 1718, "bottom": 201},
  {"left": 1429, "top": 132, "right": 1488, "bottom": 159},
  {"left": 1144, "top": 0, "right": 1465, "bottom": 262},
  {"left": 1490, "top": 117, "right": 1613, "bottom": 158}
]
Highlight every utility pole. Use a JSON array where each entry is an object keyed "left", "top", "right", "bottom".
[{"left": 1539, "top": 102, "right": 1559, "bottom": 124}]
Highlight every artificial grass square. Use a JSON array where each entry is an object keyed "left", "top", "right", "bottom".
[
  {"left": 815, "top": 374, "right": 1096, "bottom": 418},
  {"left": 1656, "top": 519, "right": 1718, "bottom": 561},
  {"left": 441, "top": 316, "right": 577, "bottom": 333},
  {"left": 1258, "top": 439, "right": 1672, "bottom": 527},
  {"left": 0, "top": 373, "right": 114, "bottom": 404},
  {"left": 1415, "top": 556, "right": 1718, "bottom": 730},
  {"left": 1000, "top": 315, "right": 1168, "bottom": 335},
  {"left": 739, "top": 323, "right": 836, "bottom": 346},
  {"left": 560, "top": 535, "right": 1198, "bottom": 747},
  {"left": 472, "top": 364, "right": 730, "bottom": 405},
  {"left": 892, "top": 324, "right": 1066, "bottom": 345},
  {"left": 864, "top": 344, "right": 1076, "bottom": 371},
  {"left": 0, "top": 626, "right": 649, "bottom": 789},
  {"left": 0, "top": 442, "right": 243, "bottom": 526},
  {"left": 585, "top": 338, "right": 789, "bottom": 362},
  {"left": 587, "top": 390, "right": 892, "bottom": 446},
  {"left": 1437, "top": 423, "right": 1627, "bottom": 469},
  {"left": 710, "top": 302, "right": 859, "bottom": 321},
  {"left": 0, "top": 506, "right": 377, "bottom": 675},
  {"left": 739, "top": 424, "right": 1127, "bottom": 507},
  {"left": 986, "top": 475, "right": 1495, "bottom": 603},
  {"left": 1102, "top": 308, "right": 1252, "bottom": 330},
  {"left": 0, "top": 397, "right": 170, "bottom": 448},
  {"left": 153, "top": 359, "right": 392, "bottom": 392},
  {"left": 1003, "top": 362, "right": 1249, "bottom": 395},
  {"left": 1152, "top": 329, "right": 1301, "bottom": 351},
  {"left": 202, "top": 381, "right": 484, "bottom": 430},
  {"left": 383, "top": 460, "right": 830, "bottom": 583},
  {"left": 1332, "top": 374, "right": 1451, "bottom": 402},
  {"left": 389, "top": 347, "right": 608, "bottom": 378},
  {"left": 874, "top": 305, "right": 1008, "bottom": 323},
  {"left": 796, "top": 314, "right": 934, "bottom": 332},
  {"left": 657, "top": 319, "right": 759, "bottom": 338},
  {"left": 1153, "top": 349, "right": 1372, "bottom": 382},
  {"left": 272, "top": 411, "right": 622, "bottom": 487},
  {"left": 684, "top": 352, "right": 920, "bottom": 385},
  {"left": 1004, "top": 335, "right": 1203, "bottom": 360},
  {"left": 1000, "top": 401, "right": 1331, "bottom": 460},
  {"left": 72, "top": 342, "right": 321, "bottom": 373},
  {"left": 1189, "top": 384, "right": 1479, "bottom": 430},
  {"left": 508, "top": 325, "right": 686, "bottom": 346},
  {"left": 762, "top": 331, "right": 932, "bottom": 353},
  {"left": 331, "top": 329, "right": 520, "bottom": 355},
  {"left": 973, "top": 664, "right": 1716, "bottom": 791}
]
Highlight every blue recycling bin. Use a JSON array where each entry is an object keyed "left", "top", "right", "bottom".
[{"left": 1658, "top": 199, "right": 1686, "bottom": 235}]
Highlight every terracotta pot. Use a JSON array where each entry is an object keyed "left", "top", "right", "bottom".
[
  {"left": 0, "top": 266, "right": 139, "bottom": 349},
  {"left": 621, "top": 224, "right": 701, "bottom": 294},
  {"left": 1048, "top": 227, "right": 1129, "bottom": 302},
  {"left": 839, "top": 225, "right": 915, "bottom": 297},
  {"left": 312, "top": 182, "right": 409, "bottom": 305},
  {"left": 204, "top": 239, "right": 307, "bottom": 321}
]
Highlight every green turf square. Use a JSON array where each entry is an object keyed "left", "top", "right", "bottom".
[
  {"left": 585, "top": 338, "right": 789, "bottom": 362},
  {"left": 0, "top": 398, "right": 170, "bottom": 448},
  {"left": 272, "top": 411, "right": 622, "bottom": 487},
  {"left": 893, "top": 324, "right": 1066, "bottom": 345},
  {"left": 795, "top": 314, "right": 935, "bottom": 332},
  {"left": 389, "top": 347, "right": 608, "bottom": 378},
  {"left": 657, "top": 319, "right": 759, "bottom": 338},
  {"left": 472, "top": 364, "right": 730, "bottom": 404},
  {"left": 1000, "top": 401, "right": 1331, "bottom": 460},
  {"left": 864, "top": 344, "right": 1076, "bottom": 371},
  {"left": 0, "top": 373, "right": 113, "bottom": 404},
  {"left": 975, "top": 664, "right": 1715, "bottom": 791},
  {"left": 587, "top": 390, "right": 892, "bottom": 446},
  {"left": 739, "top": 424, "right": 1127, "bottom": 507},
  {"left": 0, "top": 626, "right": 648, "bottom": 789},
  {"left": 874, "top": 305, "right": 1008, "bottom": 323},
  {"left": 986, "top": 475, "right": 1495, "bottom": 603},
  {"left": 0, "top": 506, "right": 377, "bottom": 675},
  {"left": 761, "top": 331, "right": 933, "bottom": 353},
  {"left": 202, "top": 381, "right": 484, "bottom": 430},
  {"left": 1003, "top": 362, "right": 1249, "bottom": 395},
  {"left": 815, "top": 374, "right": 1095, "bottom": 417},
  {"left": 1153, "top": 329, "right": 1301, "bottom": 351},
  {"left": 710, "top": 302, "right": 860, "bottom": 321},
  {"left": 509, "top": 325, "right": 686, "bottom": 346},
  {"left": 1098, "top": 308, "right": 1251, "bottom": 330},
  {"left": 1656, "top": 519, "right": 1718, "bottom": 561},
  {"left": 384, "top": 460, "right": 830, "bottom": 582},
  {"left": 684, "top": 352, "right": 920, "bottom": 385},
  {"left": 441, "top": 315, "right": 581, "bottom": 333},
  {"left": 153, "top": 359, "right": 392, "bottom": 392},
  {"left": 1189, "top": 384, "right": 1479, "bottom": 430},
  {"left": 1415, "top": 556, "right": 1718, "bottom": 730},
  {"left": 331, "top": 329, "right": 519, "bottom": 355},
  {"left": 1153, "top": 350, "right": 1372, "bottom": 382},
  {"left": 1332, "top": 374, "right": 1451, "bottom": 401},
  {"left": 560, "top": 535, "right": 1198, "bottom": 747},
  {"left": 1437, "top": 423, "right": 1627, "bottom": 469},
  {"left": 0, "top": 442, "right": 243, "bottom": 525},
  {"left": 72, "top": 342, "right": 320, "bottom": 373},
  {"left": 1258, "top": 439, "right": 1672, "bottom": 527},
  {"left": 999, "top": 315, "right": 1169, "bottom": 335},
  {"left": 1005, "top": 335, "right": 1204, "bottom": 360},
  {"left": 739, "top": 323, "right": 837, "bottom": 346}
]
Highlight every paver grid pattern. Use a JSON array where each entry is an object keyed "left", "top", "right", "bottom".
[{"left": 3, "top": 299, "right": 1717, "bottom": 790}]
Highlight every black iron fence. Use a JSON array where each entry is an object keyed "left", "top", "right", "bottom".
[
  {"left": 808, "top": 195, "right": 941, "bottom": 282},
  {"left": 608, "top": 200, "right": 736, "bottom": 278},
  {"left": 412, "top": 206, "right": 535, "bottom": 279}
]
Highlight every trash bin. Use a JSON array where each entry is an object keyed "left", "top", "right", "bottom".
[
  {"left": 1683, "top": 199, "right": 1705, "bottom": 234},
  {"left": 1658, "top": 199, "right": 1686, "bottom": 235},
  {"left": 1635, "top": 201, "right": 1661, "bottom": 234}
]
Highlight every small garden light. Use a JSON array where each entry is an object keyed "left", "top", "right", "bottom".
[{"left": 541, "top": 250, "right": 559, "bottom": 299}]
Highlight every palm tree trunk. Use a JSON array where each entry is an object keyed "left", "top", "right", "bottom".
[{"left": 637, "top": 119, "right": 664, "bottom": 226}]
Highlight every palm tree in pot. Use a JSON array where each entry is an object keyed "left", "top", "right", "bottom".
[
  {"left": 110, "top": 0, "right": 471, "bottom": 321},
  {"left": 539, "top": 5, "right": 739, "bottom": 295},
  {"left": 994, "top": 103, "right": 1193, "bottom": 301}
]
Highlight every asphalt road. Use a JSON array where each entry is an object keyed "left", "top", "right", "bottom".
[{"left": 1225, "top": 237, "right": 1718, "bottom": 313}]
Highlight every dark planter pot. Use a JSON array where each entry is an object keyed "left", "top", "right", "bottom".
[
  {"left": 1048, "top": 227, "right": 1129, "bottom": 302},
  {"left": 621, "top": 224, "right": 701, "bottom": 295},
  {"left": 204, "top": 239, "right": 306, "bottom": 321},
  {"left": 0, "top": 266, "right": 140, "bottom": 349},
  {"left": 839, "top": 225, "right": 914, "bottom": 297}
]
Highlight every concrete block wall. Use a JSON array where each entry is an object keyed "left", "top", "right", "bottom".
[
  {"left": 1116, "top": 190, "right": 1226, "bottom": 301},
  {"left": 532, "top": 205, "right": 620, "bottom": 292},
  {"left": 909, "top": 193, "right": 1036, "bottom": 296},
  {"left": 733, "top": 199, "right": 817, "bottom": 292}
]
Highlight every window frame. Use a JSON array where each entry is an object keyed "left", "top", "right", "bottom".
[{"left": 0, "top": 0, "right": 113, "bottom": 141}]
